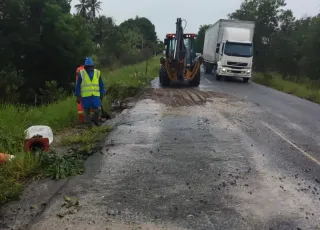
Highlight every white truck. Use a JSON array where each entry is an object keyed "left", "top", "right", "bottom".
[{"left": 202, "top": 19, "right": 255, "bottom": 82}]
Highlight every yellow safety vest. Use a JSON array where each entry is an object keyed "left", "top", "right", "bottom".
[{"left": 80, "top": 69, "right": 101, "bottom": 97}]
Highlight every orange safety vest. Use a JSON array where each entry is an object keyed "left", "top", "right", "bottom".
[{"left": 76, "top": 65, "right": 85, "bottom": 81}]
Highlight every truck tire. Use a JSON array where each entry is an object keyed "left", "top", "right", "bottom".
[
  {"left": 243, "top": 77, "right": 249, "bottom": 83},
  {"left": 204, "top": 63, "right": 209, "bottom": 74},
  {"left": 216, "top": 74, "right": 221, "bottom": 81},
  {"left": 189, "top": 71, "right": 200, "bottom": 86},
  {"left": 159, "top": 65, "right": 170, "bottom": 86},
  {"left": 204, "top": 63, "right": 212, "bottom": 74}
]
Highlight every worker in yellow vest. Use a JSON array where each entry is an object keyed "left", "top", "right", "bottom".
[{"left": 74, "top": 57, "right": 105, "bottom": 127}]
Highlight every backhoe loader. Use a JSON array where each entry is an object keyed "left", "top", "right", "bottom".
[{"left": 159, "top": 18, "right": 204, "bottom": 86}]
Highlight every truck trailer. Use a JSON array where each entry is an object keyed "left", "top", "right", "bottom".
[{"left": 202, "top": 19, "right": 255, "bottom": 82}]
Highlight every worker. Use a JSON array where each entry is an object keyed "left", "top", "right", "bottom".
[
  {"left": 76, "top": 63, "right": 85, "bottom": 75},
  {"left": 75, "top": 61, "right": 86, "bottom": 123},
  {"left": 75, "top": 57, "right": 106, "bottom": 127}
]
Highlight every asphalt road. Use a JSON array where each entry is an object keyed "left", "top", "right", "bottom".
[{"left": 10, "top": 72, "right": 320, "bottom": 229}]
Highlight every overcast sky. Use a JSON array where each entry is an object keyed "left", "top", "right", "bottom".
[{"left": 70, "top": 0, "right": 319, "bottom": 39}]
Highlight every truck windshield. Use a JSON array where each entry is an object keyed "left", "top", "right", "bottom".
[{"left": 224, "top": 42, "right": 253, "bottom": 57}]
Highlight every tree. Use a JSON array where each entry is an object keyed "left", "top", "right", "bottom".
[
  {"left": 86, "top": 0, "right": 102, "bottom": 19},
  {"left": 195, "top": 24, "right": 211, "bottom": 53},
  {"left": 119, "top": 16, "right": 157, "bottom": 46},
  {"left": 0, "top": 0, "right": 157, "bottom": 104},
  {"left": 156, "top": 39, "right": 164, "bottom": 55},
  {"left": 226, "top": 0, "right": 320, "bottom": 82},
  {"left": 91, "top": 16, "right": 116, "bottom": 46},
  {"left": 0, "top": 0, "right": 94, "bottom": 104},
  {"left": 229, "top": 0, "right": 294, "bottom": 71},
  {"left": 75, "top": 0, "right": 88, "bottom": 18}
]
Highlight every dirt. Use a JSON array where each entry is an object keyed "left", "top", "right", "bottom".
[{"left": 140, "top": 88, "right": 229, "bottom": 107}]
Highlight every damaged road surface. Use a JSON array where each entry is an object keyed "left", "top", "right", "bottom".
[{"left": 5, "top": 76, "right": 320, "bottom": 230}]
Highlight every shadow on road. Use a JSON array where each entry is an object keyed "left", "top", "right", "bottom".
[{"left": 205, "top": 73, "right": 250, "bottom": 84}]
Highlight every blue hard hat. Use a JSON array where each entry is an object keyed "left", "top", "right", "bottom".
[{"left": 84, "top": 57, "right": 94, "bottom": 66}]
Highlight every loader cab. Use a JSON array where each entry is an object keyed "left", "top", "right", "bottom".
[{"left": 164, "top": 33, "right": 197, "bottom": 67}]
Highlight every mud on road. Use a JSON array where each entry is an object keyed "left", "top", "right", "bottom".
[
  {"left": 2, "top": 85, "right": 320, "bottom": 230},
  {"left": 140, "top": 88, "right": 228, "bottom": 107}
]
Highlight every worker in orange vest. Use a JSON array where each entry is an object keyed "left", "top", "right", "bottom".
[{"left": 76, "top": 63, "right": 86, "bottom": 123}]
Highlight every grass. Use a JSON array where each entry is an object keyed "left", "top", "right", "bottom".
[
  {"left": 0, "top": 56, "right": 160, "bottom": 205},
  {"left": 0, "top": 152, "right": 41, "bottom": 203},
  {"left": 60, "top": 126, "right": 112, "bottom": 146},
  {"left": 101, "top": 57, "right": 159, "bottom": 112},
  {"left": 252, "top": 72, "right": 320, "bottom": 104}
]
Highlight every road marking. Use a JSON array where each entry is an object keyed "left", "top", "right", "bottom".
[
  {"left": 262, "top": 121, "right": 320, "bottom": 165},
  {"left": 203, "top": 76, "right": 212, "bottom": 84}
]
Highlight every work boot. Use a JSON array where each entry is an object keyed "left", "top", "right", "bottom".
[
  {"left": 92, "top": 107, "right": 102, "bottom": 126},
  {"left": 94, "top": 121, "right": 102, "bottom": 126}
]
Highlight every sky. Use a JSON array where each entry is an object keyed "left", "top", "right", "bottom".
[{"left": 71, "top": 0, "right": 319, "bottom": 40}]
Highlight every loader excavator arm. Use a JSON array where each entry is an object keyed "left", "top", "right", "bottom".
[{"left": 174, "top": 18, "right": 186, "bottom": 62}]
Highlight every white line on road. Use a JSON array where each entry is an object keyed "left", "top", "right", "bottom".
[
  {"left": 262, "top": 121, "right": 320, "bottom": 165},
  {"left": 203, "top": 76, "right": 212, "bottom": 84}
]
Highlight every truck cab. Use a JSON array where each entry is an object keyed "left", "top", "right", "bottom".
[{"left": 215, "top": 27, "right": 254, "bottom": 82}]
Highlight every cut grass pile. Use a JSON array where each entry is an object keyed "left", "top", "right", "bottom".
[
  {"left": 0, "top": 56, "right": 159, "bottom": 205},
  {"left": 252, "top": 72, "right": 320, "bottom": 104}
]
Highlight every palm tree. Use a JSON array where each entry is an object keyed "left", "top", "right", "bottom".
[
  {"left": 75, "top": 0, "right": 89, "bottom": 18},
  {"left": 86, "top": 0, "right": 102, "bottom": 18}
]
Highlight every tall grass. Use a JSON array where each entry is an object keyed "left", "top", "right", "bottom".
[
  {"left": 102, "top": 57, "right": 159, "bottom": 111},
  {"left": 0, "top": 56, "right": 160, "bottom": 205},
  {"left": 0, "top": 97, "right": 77, "bottom": 154},
  {"left": 252, "top": 72, "right": 320, "bottom": 104}
]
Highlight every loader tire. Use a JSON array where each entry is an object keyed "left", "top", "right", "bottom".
[
  {"left": 189, "top": 71, "right": 200, "bottom": 86},
  {"left": 159, "top": 65, "right": 170, "bottom": 86}
]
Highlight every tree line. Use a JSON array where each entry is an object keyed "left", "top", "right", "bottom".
[
  {"left": 0, "top": 0, "right": 162, "bottom": 105},
  {"left": 195, "top": 0, "right": 320, "bottom": 83}
]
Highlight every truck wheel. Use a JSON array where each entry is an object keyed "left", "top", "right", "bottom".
[
  {"left": 216, "top": 74, "right": 221, "bottom": 81},
  {"left": 159, "top": 66, "right": 170, "bottom": 86},
  {"left": 204, "top": 64, "right": 209, "bottom": 74},
  {"left": 189, "top": 71, "right": 200, "bottom": 86},
  {"left": 243, "top": 77, "right": 249, "bottom": 83},
  {"left": 204, "top": 63, "right": 212, "bottom": 74}
]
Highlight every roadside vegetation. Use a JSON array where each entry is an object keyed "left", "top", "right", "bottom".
[
  {"left": 195, "top": 0, "right": 320, "bottom": 103},
  {"left": 0, "top": 57, "right": 160, "bottom": 205},
  {"left": 0, "top": 0, "right": 161, "bottom": 205},
  {"left": 253, "top": 73, "right": 320, "bottom": 103},
  {"left": 0, "top": 56, "right": 160, "bottom": 205}
]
